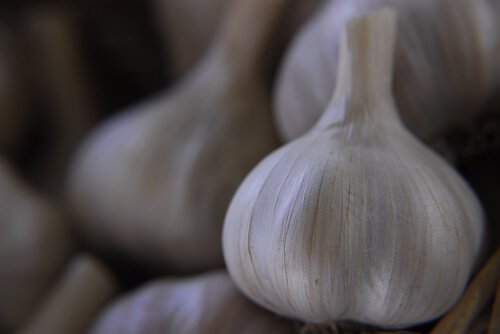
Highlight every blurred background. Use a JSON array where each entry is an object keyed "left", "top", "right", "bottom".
[
  {"left": 0, "top": 0, "right": 498, "bottom": 274},
  {"left": 0, "top": 0, "right": 327, "bottom": 288},
  {"left": 0, "top": 0, "right": 499, "bottom": 283},
  {"left": 0, "top": 0, "right": 167, "bottom": 181}
]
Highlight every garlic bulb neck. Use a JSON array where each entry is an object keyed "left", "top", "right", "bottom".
[
  {"left": 211, "top": 0, "right": 290, "bottom": 78},
  {"left": 315, "top": 9, "right": 400, "bottom": 132},
  {"left": 274, "top": 0, "right": 498, "bottom": 142}
]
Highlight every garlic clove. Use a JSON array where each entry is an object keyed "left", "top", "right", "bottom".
[
  {"left": 0, "top": 157, "right": 73, "bottom": 332},
  {"left": 67, "top": 0, "right": 288, "bottom": 273},
  {"left": 223, "top": 8, "right": 484, "bottom": 329},
  {"left": 274, "top": 0, "right": 498, "bottom": 143},
  {"left": 89, "top": 271, "right": 293, "bottom": 334}
]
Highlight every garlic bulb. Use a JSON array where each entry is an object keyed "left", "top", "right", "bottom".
[
  {"left": 153, "top": 0, "right": 324, "bottom": 77},
  {"left": 67, "top": 0, "right": 287, "bottom": 273},
  {"left": 274, "top": 0, "right": 497, "bottom": 142},
  {"left": 223, "top": 9, "right": 484, "bottom": 329},
  {"left": 20, "top": 254, "right": 118, "bottom": 334},
  {"left": 0, "top": 157, "right": 73, "bottom": 332},
  {"left": 89, "top": 271, "right": 293, "bottom": 334}
]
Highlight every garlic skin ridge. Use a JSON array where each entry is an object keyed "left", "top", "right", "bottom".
[{"left": 223, "top": 9, "right": 484, "bottom": 329}]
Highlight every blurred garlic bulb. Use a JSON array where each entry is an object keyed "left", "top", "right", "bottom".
[
  {"left": 20, "top": 254, "right": 118, "bottom": 334},
  {"left": 67, "top": 0, "right": 287, "bottom": 273},
  {"left": 153, "top": 0, "right": 325, "bottom": 77},
  {"left": 89, "top": 271, "right": 293, "bottom": 334},
  {"left": 223, "top": 9, "right": 484, "bottom": 329},
  {"left": 274, "top": 0, "right": 498, "bottom": 142},
  {"left": 0, "top": 157, "right": 73, "bottom": 332}
]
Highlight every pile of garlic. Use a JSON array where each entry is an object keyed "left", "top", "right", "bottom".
[
  {"left": 64, "top": 0, "right": 496, "bottom": 332},
  {"left": 0, "top": 0, "right": 497, "bottom": 333}
]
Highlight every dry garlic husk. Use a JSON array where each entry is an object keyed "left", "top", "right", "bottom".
[
  {"left": 20, "top": 254, "right": 118, "bottom": 334},
  {"left": 274, "top": 0, "right": 498, "bottom": 142},
  {"left": 153, "top": 0, "right": 324, "bottom": 77},
  {"left": 89, "top": 271, "right": 293, "bottom": 334},
  {"left": 223, "top": 9, "right": 484, "bottom": 329},
  {"left": 67, "top": 0, "right": 286, "bottom": 273},
  {"left": 0, "top": 157, "right": 73, "bottom": 332}
]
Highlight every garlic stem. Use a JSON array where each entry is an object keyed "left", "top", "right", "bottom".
[
  {"left": 212, "top": 0, "right": 290, "bottom": 77},
  {"left": 315, "top": 9, "right": 400, "bottom": 131}
]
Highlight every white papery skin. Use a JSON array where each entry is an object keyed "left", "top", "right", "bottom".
[
  {"left": 274, "top": 0, "right": 497, "bottom": 142},
  {"left": 89, "top": 271, "right": 293, "bottom": 334},
  {"left": 224, "top": 10, "right": 484, "bottom": 329}
]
